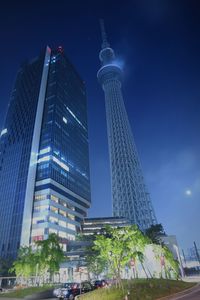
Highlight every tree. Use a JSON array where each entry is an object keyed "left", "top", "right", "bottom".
[
  {"left": 9, "top": 246, "right": 37, "bottom": 279},
  {"left": 162, "top": 245, "right": 179, "bottom": 279},
  {"left": 145, "top": 224, "right": 166, "bottom": 244},
  {"left": 93, "top": 225, "right": 150, "bottom": 288},
  {"left": 35, "top": 233, "right": 65, "bottom": 281},
  {"left": 10, "top": 234, "right": 66, "bottom": 283},
  {"left": 93, "top": 228, "right": 127, "bottom": 288},
  {"left": 88, "top": 225, "right": 179, "bottom": 284},
  {"left": 152, "top": 243, "right": 179, "bottom": 279},
  {"left": 85, "top": 251, "right": 107, "bottom": 279},
  {"left": 121, "top": 225, "right": 152, "bottom": 279}
]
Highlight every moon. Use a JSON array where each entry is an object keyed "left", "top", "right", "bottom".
[{"left": 185, "top": 189, "right": 192, "bottom": 196}]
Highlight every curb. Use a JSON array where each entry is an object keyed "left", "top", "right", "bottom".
[
  {"left": 0, "top": 298, "right": 21, "bottom": 300},
  {"left": 157, "top": 282, "right": 200, "bottom": 300}
]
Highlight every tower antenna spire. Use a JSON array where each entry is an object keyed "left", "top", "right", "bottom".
[{"left": 99, "top": 19, "right": 110, "bottom": 49}]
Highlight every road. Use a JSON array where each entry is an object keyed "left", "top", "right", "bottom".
[{"left": 165, "top": 283, "right": 200, "bottom": 300}]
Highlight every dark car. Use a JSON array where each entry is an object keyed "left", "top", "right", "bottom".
[
  {"left": 53, "top": 281, "right": 94, "bottom": 300},
  {"left": 93, "top": 280, "right": 108, "bottom": 288}
]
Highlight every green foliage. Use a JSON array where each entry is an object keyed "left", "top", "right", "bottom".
[
  {"left": 35, "top": 233, "right": 65, "bottom": 277},
  {"left": 152, "top": 244, "right": 180, "bottom": 279},
  {"left": 93, "top": 225, "right": 151, "bottom": 286},
  {"left": 91, "top": 225, "right": 179, "bottom": 284},
  {"left": 162, "top": 246, "right": 180, "bottom": 279},
  {"left": 9, "top": 246, "right": 38, "bottom": 278},
  {"left": 85, "top": 252, "right": 107, "bottom": 279},
  {"left": 10, "top": 234, "right": 65, "bottom": 280},
  {"left": 145, "top": 223, "right": 165, "bottom": 244}
]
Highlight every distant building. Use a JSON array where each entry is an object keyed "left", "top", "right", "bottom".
[
  {"left": 160, "top": 235, "right": 184, "bottom": 277},
  {"left": 97, "top": 20, "right": 157, "bottom": 230},
  {"left": 160, "top": 235, "right": 180, "bottom": 260},
  {"left": 81, "top": 216, "right": 131, "bottom": 235},
  {"left": 181, "top": 244, "right": 200, "bottom": 276},
  {"left": 0, "top": 46, "right": 91, "bottom": 258}
]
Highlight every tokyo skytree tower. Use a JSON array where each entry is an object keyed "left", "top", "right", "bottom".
[{"left": 97, "top": 20, "right": 157, "bottom": 230}]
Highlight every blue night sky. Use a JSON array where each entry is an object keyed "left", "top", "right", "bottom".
[{"left": 0, "top": 1, "right": 199, "bottom": 251}]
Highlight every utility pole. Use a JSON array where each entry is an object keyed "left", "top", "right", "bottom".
[
  {"left": 193, "top": 241, "right": 200, "bottom": 267},
  {"left": 182, "top": 249, "right": 187, "bottom": 266}
]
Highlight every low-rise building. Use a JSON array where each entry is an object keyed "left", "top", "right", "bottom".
[{"left": 81, "top": 217, "right": 131, "bottom": 236}]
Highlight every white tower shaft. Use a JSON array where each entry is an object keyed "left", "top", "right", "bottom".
[{"left": 97, "top": 20, "right": 157, "bottom": 230}]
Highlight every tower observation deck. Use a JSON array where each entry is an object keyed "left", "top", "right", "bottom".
[{"left": 97, "top": 20, "right": 157, "bottom": 230}]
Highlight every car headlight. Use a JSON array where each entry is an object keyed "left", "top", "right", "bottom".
[
  {"left": 63, "top": 290, "right": 69, "bottom": 296},
  {"left": 53, "top": 289, "right": 60, "bottom": 296}
]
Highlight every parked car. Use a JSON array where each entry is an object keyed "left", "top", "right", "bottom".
[
  {"left": 93, "top": 279, "right": 108, "bottom": 288},
  {"left": 53, "top": 281, "right": 94, "bottom": 300}
]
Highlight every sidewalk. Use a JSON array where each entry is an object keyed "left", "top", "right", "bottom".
[
  {"left": 182, "top": 276, "right": 200, "bottom": 282},
  {"left": 0, "top": 298, "right": 20, "bottom": 300}
]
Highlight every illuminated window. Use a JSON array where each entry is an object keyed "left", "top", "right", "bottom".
[
  {"left": 68, "top": 214, "right": 75, "bottom": 220},
  {"left": 63, "top": 117, "right": 67, "bottom": 124},
  {"left": 52, "top": 156, "right": 69, "bottom": 172},
  {"left": 0, "top": 128, "right": 7, "bottom": 137},
  {"left": 68, "top": 223, "right": 75, "bottom": 230},
  {"left": 59, "top": 210, "right": 66, "bottom": 217},
  {"left": 34, "top": 194, "right": 47, "bottom": 201},
  {"left": 60, "top": 200, "right": 67, "bottom": 207},
  {"left": 50, "top": 206, "right": 58, "bottom": 214},
  {"left": 37, "top": 155, "right": 50, "bottom": 163},
  {"left": 65, "top": 105, "right": 86, "bottom": 131},
  {"left": 51, "top": 195, "right": 59, "bottom": 203},
  {"left": 38, "top": 155, "right": 69, "bottom": 172},
  {"left": 53, "top": 149, "right": 60, "bottom": 156},
  {"left": 68, "top": 204, "right": 75, "bottom": 211},
  {"left": 39, "top": 147, "right": 51, "bottom": 155},
  {"left": 34, "top": 205, "right": 49, "bottom": 212},
  {"left": 49, "top": 216, "right": 58, "bottom": 225},
  {"left": 59, "top": 220, "right": 66, "bottom": 228},
  {"left": 59, "top": 231, "right": 67, "bottom": 238}
]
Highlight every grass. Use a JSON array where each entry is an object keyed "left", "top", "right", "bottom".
[
  {"left": 78, "top": 279, "right": 196, "bottom": 300},
  {"left": 0, "top": 279, "right": 196, "bottom": 299},
  {"left": 0, "top": 286, "right": 52, "bottom": 298}
]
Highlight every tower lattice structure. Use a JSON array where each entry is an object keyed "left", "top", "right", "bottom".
[{"left": 97, "top": 20, "right": 157, "bottom": 230}]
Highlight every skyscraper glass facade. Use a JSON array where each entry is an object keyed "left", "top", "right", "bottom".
[
  {"left": 30, "top": 48, "right": 91, "bottom": 251},
  {"left": 0, "top": 46, "right": 90, "bottom": 258},
  {"left": 0, "top": 53, "right": 45, "bottom": 258}
]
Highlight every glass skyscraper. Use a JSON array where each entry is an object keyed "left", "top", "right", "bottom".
[
  {"left": 0, "top": 46, "right": 91, "bottom": 258},
  {"left": 97, "top": 21, "right": 157, "bottom": 231}
]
